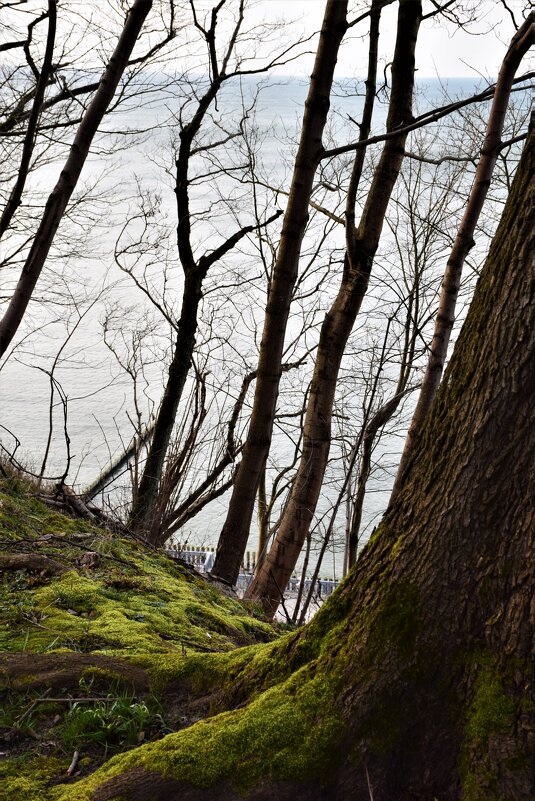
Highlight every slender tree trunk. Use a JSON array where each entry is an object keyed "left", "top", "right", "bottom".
[
  {"left": 129, "top": 56, "right": 281, "bottom": 535},
  {"left": 390, "top": 13, "right": 534, "bottom": 501},
  {"left": 346, "top": 388, "right": 411, "bottom": 568},
  {"left": 211, "top": 0, "right": 349, "bottom": 585},
  {"left": 129, "top": 271, "right": 203, "bottom": 533},
  {"left": 75, "top": 116, "right": 535, "bottom": 801},
  {"left": 0, "top": 0, "right": 153, "bottom": 358},
  {"left": 246, "top": 0, "right": 422, "bottom": 616},
  {"left": 0, "top": 0, "right": 57, "bottom": 240},
  {"left": 256, "top": 464, "right": 269, "bottom": 570}
]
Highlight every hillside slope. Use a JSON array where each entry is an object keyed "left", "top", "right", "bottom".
[{"left": 0, "top": 470, "right": 278, "bottom": 798}]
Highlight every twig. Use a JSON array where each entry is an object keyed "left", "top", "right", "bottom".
[
  {"left": 365, "top": 765, "right": 375, "bottom": 801},
  {"left": 66, "top": 749, "right": 80, "bottom": 776},
  {"left": 269, "top": 569, "right": 292, "bottom": 624},
  {"left": 15, "top": 688, "right": 51, "bottom": 724}
]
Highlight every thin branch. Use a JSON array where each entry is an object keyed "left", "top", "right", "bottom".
[{"left": 321, "top": 72, "right": 534, "bottom": 160}]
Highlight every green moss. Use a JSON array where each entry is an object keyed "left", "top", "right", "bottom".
[
  {"left": 465, "top": 661, "right": 513, "bottom": 748},
  {"left": 390, "top": 533, "right": 406, "bottom": 558},
  {"left": 0, "top": 755, "right": 67, "bottom": 801},
  {"left": 461, "top": 657, "right": 515, "bottom": 801},
  {"left": 0, "top": 472, "right": 301, "bottom": 798},
  {"left": 365, "top": 579, "right": 420, "bottom": 662},
  {"left": 50, "top": 660, "right": 345, "bottom": 800},
  {"left": 0, "top": 475, "right": 276, "bottom": 657},
  {"left": 79, "top": 666, "right": 125, "bottom": 692}
]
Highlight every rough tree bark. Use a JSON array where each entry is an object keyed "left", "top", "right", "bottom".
[
  {"left": 0, "top": 0, "right": 153, "bottom": 358},
  {"left": 211, "top": 0, "right": 349, "bottom": 585},
  {"left": 246, "top": 0, "right": 421, "bottom": 616},
  {"left": 390, "top": 12, "right": 534, "bottom": 501},
  {"left": 64, "top": 113, "right": 534, "bottom": 801}
]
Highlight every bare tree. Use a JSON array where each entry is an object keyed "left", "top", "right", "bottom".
[
  {"left": 211, "top": 0, "right": 350, "bottom": 585},
  {"left": 0, "top": 0, "right": 155, "bottom": 357},
  {"left": 391, "top": 11, "right": 534, "bottom": 500},
  {"left": 126, "top": 0, "right": 327, "bottom": 537},
  {"left": 246, "top": 0, "right": 423, "bottom": 616}
]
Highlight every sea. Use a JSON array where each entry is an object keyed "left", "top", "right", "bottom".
[{"left": 0, "top": 74, "right": 514, "bottom": 578}]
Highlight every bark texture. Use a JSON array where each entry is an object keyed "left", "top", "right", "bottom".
[
  {"left": 212, "top": 0, "right": 349, "bottom": 585},
  {"left": 0, "top": 552, "right": 68, "bottom": 576},
  {"left": 68, "top": 116, "right": 534, "bottom": 801},
  {"left": 0, "top": 652, "right": 149, "bottom": 693},
  {"left": 246, "top": 0, "right": 422, "bottom": 616}
]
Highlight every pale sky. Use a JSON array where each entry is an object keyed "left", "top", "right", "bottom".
[{"left": 246, "top": 0, "right": 533, "bottom": 78}]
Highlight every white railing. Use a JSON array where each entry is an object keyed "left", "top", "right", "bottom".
[{"left": 165, "top": 543, "right": 339, "bottom": 599}]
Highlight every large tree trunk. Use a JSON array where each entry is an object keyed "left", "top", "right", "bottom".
[
  {"left": 0, "top": 0, "right": 153, "bottom": 358},
  {"left": 211, "top": 0, "right": 349, "bottom": 585},
  {"left": 63, "top": 116, "right": 534, "bottom": 801},
  {"left": 246, "top": 0, "right": 421, "bottom": 616}
]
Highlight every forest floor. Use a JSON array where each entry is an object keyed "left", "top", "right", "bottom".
[{"left": 0, "top": 468, "right": 283, "bottom": 799}]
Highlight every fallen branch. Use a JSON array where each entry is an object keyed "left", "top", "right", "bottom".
[
  {"left": 60, "top": 485, "right": 96, "bottom": 521},
  {"left": 0, "top": 553, "right": 69, "bottom": 575}
]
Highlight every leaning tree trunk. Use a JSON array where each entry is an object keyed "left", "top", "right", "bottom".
[
  {"left": 128, "top": 57, "right": 280, "bottom": 537},
  {"left": 0, "top": 0, "right": 153, "bottom": 358},
  {"left": 62, "top": 116, "right": 534, "bottom": 801},
  {"left": 390, "top": 13, "right": 534, "bottom": 501},
  {"left": 246, "top": 0, "right": 421, "bottom": 616},
  {"left": 211, "top": 0, "right": 349, "bottom": 585},
  {"left": 0, "top": 0, "right": 57, "bottom": 240}
]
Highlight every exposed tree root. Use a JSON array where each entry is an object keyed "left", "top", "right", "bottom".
[{"left": 0, "top": 653, "right": 149, "bottom": 692}]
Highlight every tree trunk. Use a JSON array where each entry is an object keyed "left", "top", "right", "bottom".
[
  {"left": 129, "top": 271, "right": 203, "bottom": 534},
  {"left": 75, "top": 113, "right": 534, "bottom": 801},
  {"left": 390, "top": 13, "right": 534, "bottom": 501},
  {"left": 346, "top": 388, "right": 411, "bottom": 568},
  {"left": 211, "top": 0, "right": 349, "bottom": 585},
  {"left": 0, "top": 0, "right": 153, "bottom": 358},
  {"left": 0, "top": 0, "right": 57, "bottom": 240},
  {"left": 256, "top": 464, "right": 269, "bottom": 570},
  {"left": 246, "top": 0, "right": 421, "bottom": 616}
]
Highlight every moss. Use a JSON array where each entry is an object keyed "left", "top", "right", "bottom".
[
  {"left": 79, "top": 666, "right": 125, "bottom": 692},
  {"left": 465, "top": 660, "right": 514, "bottom": 748},
  {"left": 461, "top": 657, "right": 515, "bottom": 801},
  {"left": 0, "top": 755, "right": 67, "bottom": 801},
  {"left": 365, "top": 579, "right": 420, "bottom": 662},
  {"left": 390, "top": 533, "right": 406, "bottom": 558},
  {"left": 50, "top": 659, "right": 346, "bottom": 800},
  {"left": 0, "top": 472, "right": 291, "bottom": 790},
  {"left": 0, "top": 475, "right": 276, "bottom": 657}
]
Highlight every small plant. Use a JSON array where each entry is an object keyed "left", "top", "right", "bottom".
[
  {"left": 0, "top": 689, "right": 57, "bottom": 738},
  {"left": 59, "top": 694, "right": 151, "bottom": 752}
]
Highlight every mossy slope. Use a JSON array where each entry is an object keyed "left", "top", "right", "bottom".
[
  {"left": 0, "top": 472, "right": 274, "bottom": 657},
  {"left": 0, "top": 471, "right": 280, "bottom": 798}
]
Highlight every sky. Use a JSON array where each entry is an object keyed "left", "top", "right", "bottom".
[{"left": 246, "top": 0, "right": 533, "bottom": 78}]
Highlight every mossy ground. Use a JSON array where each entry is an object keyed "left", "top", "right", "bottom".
[
  {"left": 0, "top": 473, "right": 274, "bottom": 657},
  {"left": 0, "top": 470, "right": 280, "bottom": 797}
]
